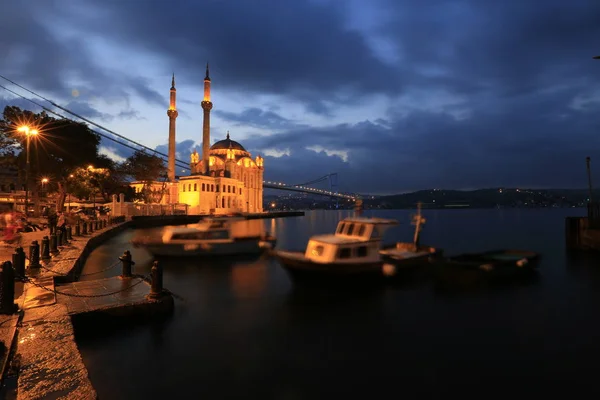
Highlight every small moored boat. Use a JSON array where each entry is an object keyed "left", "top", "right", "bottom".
[
  {"left": 435, "top": 249, "right": 540, "bottom": 285},
  {"left": 379, "top": 202, "right": 442, "bottom": 277},
  {"left": 273, "top": 214, "right": 398, "bottom": 280},
  {"left": 445, "top": 249, "right": 539, "bottom": 270},
  {"left": 131, "top": 217, "right": 276, "bottom": 257}
]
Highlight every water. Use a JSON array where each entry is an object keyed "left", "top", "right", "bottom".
[{"left": 74, "top": 208, "right": 600, "bottom": 399}]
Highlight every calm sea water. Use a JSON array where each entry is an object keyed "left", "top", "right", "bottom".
[{"left": 75, "top": 208, "right": 600, "bottom": 399}]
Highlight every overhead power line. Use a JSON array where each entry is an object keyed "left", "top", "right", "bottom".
[{"left": 0, "top": 74, "right": 190, "bottom": 170}]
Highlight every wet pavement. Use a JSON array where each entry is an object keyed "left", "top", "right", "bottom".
[
  {"left": 9, "top": 222, "right": 117, "bottom": 400},
  {"left": 17, "top": 304, "right": 97, "bottom": 400},
  {"left": 56, "top": 276, "right": 151, "bottom": 315}
]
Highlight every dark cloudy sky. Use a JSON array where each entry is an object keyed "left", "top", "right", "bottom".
[{"left": 1, "top": 0, "right": 600, "bottom": 194}]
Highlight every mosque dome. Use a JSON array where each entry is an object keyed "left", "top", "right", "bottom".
[{"left": 210, "top": 132, "right": 246, "bottom": 152}]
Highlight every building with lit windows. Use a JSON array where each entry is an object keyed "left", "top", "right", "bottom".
[{"left": 130, "top": 65, "right": 264, "bottom": 215}]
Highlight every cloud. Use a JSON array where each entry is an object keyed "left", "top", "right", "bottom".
[
  {"left": 0, "top": 96, "right": 43, "bottom": 114},
  {"left": 117, "top": 109, "right": 145, "bottom": 120},
  {"left": 63, "top": 101, "right": 114, "bottom": 122},
  {"left": 244, "top": 82, "right": 600, "bottom": 193},
  {"left": 63, "top": 0, "right": 402, "bottom": 113},
  {"left": 4, "top": 0, "right": 600, "bottom": 193},
  {"left": 214, "top": 107, "right": 306, "bottom": 130}
]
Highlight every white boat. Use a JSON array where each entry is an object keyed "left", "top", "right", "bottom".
[
  {"left": 131, "top": 217, "right": 276, "bottom": 257},
  {"left": 273, "top": 216, "right": 398, "bottom": 279}
]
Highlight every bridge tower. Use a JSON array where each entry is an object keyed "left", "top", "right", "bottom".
[
  {"left": 201, "top": 63, "right": 213, "bottom": 175},
  {"left": 329, "top": 173, "right": 339, "bottom": 209},
  {"left": 167, "top": 73, "right": 178, "bottom": 182}
]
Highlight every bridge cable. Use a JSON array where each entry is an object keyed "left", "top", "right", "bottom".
[
  {"left": 0, "top": 83, "right": 190, "bottom": 172},
  {"left": 0, "top": 75, "right": 191, "bottom": 169}
]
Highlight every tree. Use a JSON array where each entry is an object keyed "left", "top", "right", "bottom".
[
  {"left": 121, "top": 150, "right": 168, "bottom": 203},
  {"left": 0, "top": 106, "right": 102, "bottom": 212}
]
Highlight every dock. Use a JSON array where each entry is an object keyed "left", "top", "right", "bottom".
[
  {"left": 565, "top": 203, "right": 600, "bottom": 251},
  {"left": 0, "top": 219, "right": 174, "bottom": 400}
]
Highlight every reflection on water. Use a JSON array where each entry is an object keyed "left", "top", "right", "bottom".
[
  {"left": 76, "top": 208, "right": 600, "bottom": 399},
  {"left": 230, "top": 258, "right": 268, "bottom": 299}
]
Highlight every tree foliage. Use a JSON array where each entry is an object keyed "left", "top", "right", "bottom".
[
  {"left": 121, "top": 150, "right": 168, "bottom": 203},
  {"left": 0, "top": 106, "right": 127, "bottom": 210}
]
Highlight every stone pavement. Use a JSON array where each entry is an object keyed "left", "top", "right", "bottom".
[
  {"left": 0, "top": 230, "right": 48, "bottom": 265},
  {"left": 56, "top": 276, "right": 150, "bottom": 316},
  {"left": 17, "top": 304, "right": 97, "bottom": 400},
  {"left": 14, "top": 222, "right": 117, "bottom": 400}
]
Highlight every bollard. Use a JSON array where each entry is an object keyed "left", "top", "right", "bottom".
[
  {"left": 29, "top": 241, "right": 41, "bottom": 268},
  {"left": 67, "top": 226, "right": 73, "bottom": 241},
  {"left": 82, "top": 221, "right": 88, "bottom": 235},
  {"left": 41, "top": 236, "right": 51, "bottom": 260},
  {"left": 0, "top": 261, "right": 17, "bottom": 314},
  {"left": 75, "top": 223, "right": 81, "bottom": 236},
  {"left": 61, "top": 228, "right": 69, "bottom": 245},
  {"left": 12, "top": 247, "right": 25, "bottom": 279},
  {"left": 148, "top": 260, "right": 163, "bottom": 299},
  {"left": 56, "top": 230, "right": 63, "bottom": 247},
  {"left": 50, "top": 233, "right": 59, "bottom": 255},
  {"left": 119, "top": 250, "right": 135, "bottom": 278}
]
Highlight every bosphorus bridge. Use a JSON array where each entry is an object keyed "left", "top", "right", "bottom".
[{"left": 0, "top": 75, "right": 362, "bottom": 201}]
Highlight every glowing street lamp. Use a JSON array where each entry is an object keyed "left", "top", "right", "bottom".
[
  {"left": 66, "top": 174, "right": 74, "bottom": 212},
  {"left": 18, "top": 126, "right": 39, "bottom": 216}
]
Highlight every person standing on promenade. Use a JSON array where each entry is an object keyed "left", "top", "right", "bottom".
[{"left": 47, "top": 210, "right": 57, "bottom": 235}]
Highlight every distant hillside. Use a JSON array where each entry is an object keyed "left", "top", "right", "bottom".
[{"left": 363, "top": 188, "right": 597, "bottom": 209}]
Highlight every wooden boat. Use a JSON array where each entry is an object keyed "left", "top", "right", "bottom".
[
  {"left": 273, "top": 215, "right": 399, "bottom": 280},
  {"left": 379, "top": 202, "right": 442, "bottom": 278},
  {"left": 445, "top": 249, "right": 539, "bottom": 269},
  {"left": 131, "top": 217, "right": 276, "bottom": 257},
  {"left": 435, "top": 249, "right": 540, "bottom": 285}
]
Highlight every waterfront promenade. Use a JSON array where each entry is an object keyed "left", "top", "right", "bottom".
[{"left": 0, "top": 221, "right": 173, "bottom": 400}]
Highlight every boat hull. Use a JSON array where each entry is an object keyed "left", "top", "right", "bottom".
[
  {"left": 433, "top": 249, "right": 540, "bottom": 287},
  {"left": 274, "top": 250, "right": 383, "bottom": 281},
  {"left": 134, "top": 236, "right": 276, "bottom": 257},
  {"left": 379, "top": 244, "right": 442, "bottom": 280}
]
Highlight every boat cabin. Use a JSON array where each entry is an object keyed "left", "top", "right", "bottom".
[
  {"left": 304, "top": 217, "right": 398, "bottom": 263},
  {"left": 162, "top": 226, "right": 231, "bottom": 243}
]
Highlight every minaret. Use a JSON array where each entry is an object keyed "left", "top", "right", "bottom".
[
  {"left": 201, "top": 63, "right": 213, "bottom": 175},
  {"left": 167, "top": 73, "right": 178, "bottom": 181}
]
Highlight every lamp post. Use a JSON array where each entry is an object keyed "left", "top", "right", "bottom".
[
  {"left": 41, "top": 177, "right": 48, "bottom": 198},
  {"left": 594, "top": 56, "right": 600, "bottom": 59},
  {"left": 88, "top": 165, "right": 95, "bottom": 213},
  {"left": 18, "top": 126, "right": 39, "bottom": 217},
  {"left": 67, "top": 174, "right": 73, "bottom": 212}
]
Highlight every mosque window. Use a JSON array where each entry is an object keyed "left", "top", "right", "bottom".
[
  {"left": 222, "top": 197, "right": 225, "bottom": 208},
  {"left": 202, "top": 183, "right": 205, "bottom": 191},
  {"left": 211, "top": 184, "right": 214, "bottom": 191},
  {"left": 216, "top": 184, "right": 220, "bottom": 192},
  {"left": 194, "top": 184, "right": 197, "bottom": 191},
  {"left": 182, "top": 185, "right": 186, "bottom": 192}
]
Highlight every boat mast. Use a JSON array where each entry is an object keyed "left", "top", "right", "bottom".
[
  {"left": 412, "top": 202, "right": 426, "bottom": 247},
  {"left": 354, "top": 198, "right": 363, "bottom": 217}
]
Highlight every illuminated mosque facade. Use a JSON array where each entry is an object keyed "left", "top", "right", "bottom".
[{"left": 132, "top": 65, "right": 264, "bottom": 214}]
